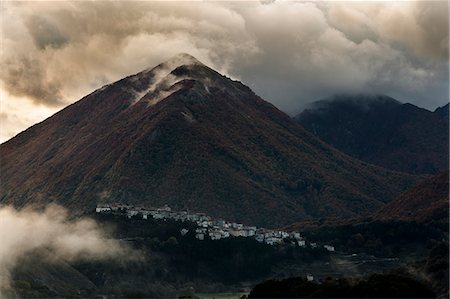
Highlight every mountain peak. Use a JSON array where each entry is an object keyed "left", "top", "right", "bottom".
[
  {"left": 127, "top": 53, "right": 248, "bottom": 106},
  {"left": 139, "top": 53, "right": 206, "bottom": 85},
  {"left": 434, "top": 103, "right": 449, "bottom": 119},
  {"left": 296, "top": 94, "right": 449, "bottom": 175},
  {"left": 125, "top": 53, "right": 209, "bottom": 106},
  {"left": 317, "top": 93, "right": 401, "bottom": 107},
  {"left": 150, "top": 53, "right": 204, "bottom": 72},
  {"left": 166, "top": 53, "right": 202, "bottom": 65}
]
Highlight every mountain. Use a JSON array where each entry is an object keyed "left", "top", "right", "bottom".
[
  {"left": 295, "top": 94, "right": 449, "bottom": 175},
  {"left": 375, "top": 171, "right": 449, "bottom": 224},
  {"left": 434, "top": 103, "right": 449, "bottom": 120},
  {"left": 0, "top": 54, "right": 418, "bottom": 227},
  {"left": 8, "top": 251, "right": 96, "bottom": 298}
]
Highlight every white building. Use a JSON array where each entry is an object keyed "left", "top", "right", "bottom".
[
  {"left": 255, "top": 235, "right": 264, "bottom": 242},
  {"left": 209, "top": 231, "right": 222, "bottom": 240},
  {"left": 96, "top": 206, "right": 111, "bottom": 213},
  {"left": 127, "top": 210, "right": 139, "bottom": 218},
  {"left": 153, "top": 213, "right": 165, "bottom": 219},
  {"left": 265, "top": 237, "right": 283, "bottom": 245},
  {"left": 195, "top": 228, "right": 206, "bottom": 234},
  {"left": 231, "top": 223, "right": 243, "bottom": 229},
  {"left": 324, "top": 245, "right": 335, "bottom": 252},
  {"left": 158, "top": 205, "right": 171, "bottom": 212},
  {"left": 292, "top": 232, "right": 301, "bottom": 239},
  {"left": 230, "top": 230, "right": 248, "bottom": 237},
  {"left": 199, "top": 221, "right": 211, "bottom": 228},
  {"left": 247, "top": 229, "right": 256, "bottom": 237}
]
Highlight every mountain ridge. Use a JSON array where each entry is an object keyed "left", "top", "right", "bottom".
[
  {"left": 0, "top": 55, "right": 419, "bottom": 227},
  {"left": 295, "top": 94, "right": 449, "bottom": 175},
  {"left": 375, "top": 171, "right": 449, "bottom": 224}
]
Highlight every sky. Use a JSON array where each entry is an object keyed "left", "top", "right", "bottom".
[{"left": 1, "top": 0, "right": 449, "bottom": 143}]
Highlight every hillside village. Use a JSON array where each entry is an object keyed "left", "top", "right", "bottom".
[{"left": 96, "top": 204, "right": 335, "bottom": 250}]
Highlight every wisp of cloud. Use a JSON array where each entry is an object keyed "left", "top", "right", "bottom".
[{"left": 0, "top": 204, "right": 135, "bottom": 296}]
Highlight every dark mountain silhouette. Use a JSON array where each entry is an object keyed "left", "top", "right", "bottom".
[
  {"left": 375, "top": 171, "right": 449, "bottom": 224},
  {"left": 0, "top": 54, "right": 418, "bottom": 227},
  {"left": 295, "top": 94, "right": 449, "bottom": 175},
  {"left": 434, "top": 103, "right": 449, "bottom": 119}
]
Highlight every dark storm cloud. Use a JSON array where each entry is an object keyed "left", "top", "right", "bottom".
[
  {"left": 3, "top": 55, "right": 63, "bottom": 105},
  {"left": 1, "top": 1, "right": 255, "bottom": 107},
  {"left": 233, "top": 1, "right": 448, "bottom": 113},
  {"left": 0, "top": 0, "right": 448, "bottom": 141},
  {"left": 26, "top": 16, "right": 69, "bottom": 50}
]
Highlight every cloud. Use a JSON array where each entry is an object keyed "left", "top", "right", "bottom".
[
  {"left": 234, "top": 1, "right": 448, "bottom": 113},
  {"left": 375, "top": 1, "right": 448, "bottom": 60},
  {"left": 0, "top": 204, "right": 135, "bottom": 296},
  {"left": 0, "top": 89, "right": 57, "bottom": 142},
  {"left": 26, "top": 15, "right": 69, "bottom": 50},
  {"left": 0, "top": 1, "right": 254, "bottom": 105},
  {"left": 2, "top": 55, "right": 64, "bottom": 105},
  {"left": 0, "top": 0, "right": 448, "bottom": 141}
]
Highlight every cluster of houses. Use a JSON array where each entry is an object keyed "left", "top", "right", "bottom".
[
  {"left": 191, "top": 222, "right": 308, "bottom": 247},
  {"left": 95, "top": 203, "right": 335, "bottom": 251}
]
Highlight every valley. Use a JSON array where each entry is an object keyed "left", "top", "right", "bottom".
[{"left": 7, "top": 211, "right": 446, "bottom": 298}]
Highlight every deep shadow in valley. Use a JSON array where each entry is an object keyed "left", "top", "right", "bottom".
[{"left": 6, "top": 213, "right": 448, "bottom": 298}]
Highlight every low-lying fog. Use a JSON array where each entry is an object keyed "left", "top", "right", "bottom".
[{"left": 0, "top": 204, "right": 136, "bottom": 296}]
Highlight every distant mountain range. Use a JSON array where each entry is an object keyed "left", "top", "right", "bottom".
[
  {"left": 295, "top": 94, "right": 449, "bottom": 175},
  {"left": 0, "top": 54, "right": 418, "bottom": 227}
]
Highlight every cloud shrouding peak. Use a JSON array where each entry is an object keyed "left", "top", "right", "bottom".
[{"left": 0, "top": 1, "right": 448, "bottom": 142}]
